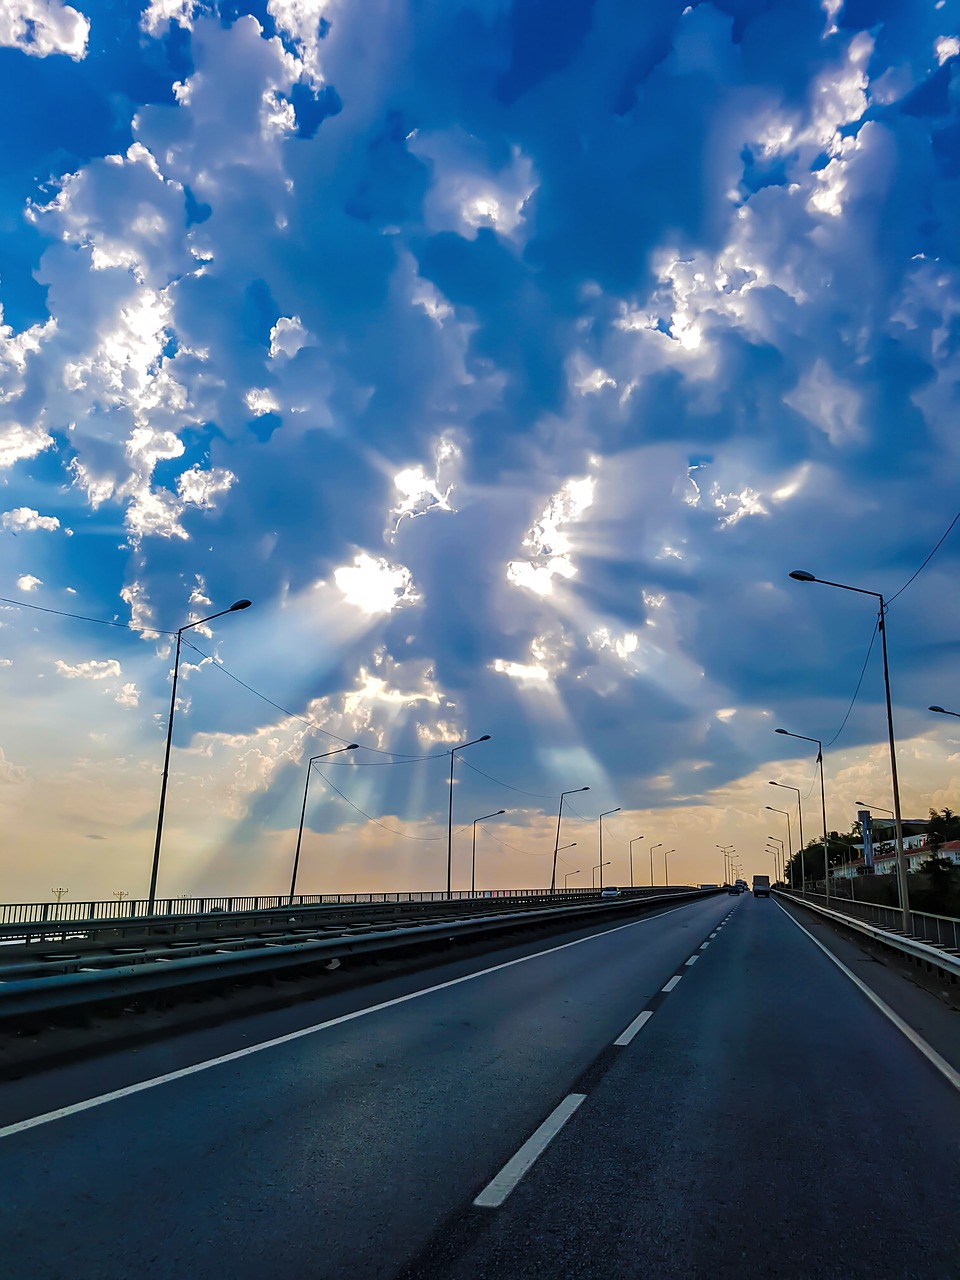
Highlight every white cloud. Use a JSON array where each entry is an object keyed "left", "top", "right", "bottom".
[
  {"left": 507, "top": 476, "right": 595, "bottom": 597},
  {"left": 934, "top": 35, "right": 959, "bottom": 65},
  {"left": 334, "top": 553, "right": 419, "bottom": 615},
  {"left": 268, "top": 315, "right": 313, "bottom": 360},
  {"left": 177, "top": 464, "right": 237, "bottom": 509},
  {"left": 0, "top": 423, "right": 54, "bottom": 470},
  {"left": 0, "top": 0, "right": 89, "bottom": 58},
  {"left": 2, "top": 507, "right": 60, "bottom": 532},
  {"left": 16, "top": 574, "right": 42, "bottom": 591},
  {"left": 116, "top": 682, "right": 140, "bottom": 707},
  {"left": 140, "top": 0, "right": 198, "bottom": 36},
  {"left": 54, "top": 658, "right": 122, "bottom": 680},
  {"left": 245, "top": 388, "right": 280, "bottom": 416}
]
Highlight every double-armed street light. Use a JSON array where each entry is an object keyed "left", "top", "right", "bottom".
[
  {"left": 788, "top": 569, "right": 909, "bottom": 929},
  {"left": 149, "top": 598, "right": 252, "bottom": 914},
  {"left": 770, "top": 781, "right": 805, "bottom": 894},
  {"left": 766, "top": 806, "right": 792, "bottom": 888},
  {"left": 629, "top": 835, "right": 644, "bottom": 889},
  {"left": 471, "top": 809, "right": 506, "bottom": 895},
  {"left": 598, "top": 808, "right": 621, "bottom": 891},
  {"left": 551, "top": 787, "right": 590, "bottom": 892},
  {"left": 289, "top": 744, "right": 360, "bottom": 902},
  {"left": 593, "top": 860, "right": 611, "bottom": 889},
  {"left": 447, "top": 735, "right": 491, "bottom": 900}
]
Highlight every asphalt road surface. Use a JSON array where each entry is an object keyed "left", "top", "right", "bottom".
[{"left": 2, "top": 893, "right": 958, "bottom": 1279}]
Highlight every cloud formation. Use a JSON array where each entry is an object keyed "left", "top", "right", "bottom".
[{"left": 0, "top": 0, "right": 958, "bottom": 899}]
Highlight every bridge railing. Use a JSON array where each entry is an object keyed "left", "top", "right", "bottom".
[{"left": 779, "top": 889, "right": 960, "bottom": 952}]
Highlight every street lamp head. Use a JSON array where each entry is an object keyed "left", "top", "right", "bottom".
[
  {"left": 929, "top": 705, "right": 946, "bottom": 714},
  {"left": 496, "top": 809, "right": 506, "bottom": 816},
  {"left": 775, "top": 728, "right": 789, "bottom": 735},
  {"left": 346, "top": 743, "right": 360, "bottom": 750},
  {"left": 479, "top": 734, "right": 491, "bottom": 742},
  {"left": 230, "top": 599, "right": 252, "bottom": 611},
  {"left": 789, "top": 570, "right": 816, "bottom": 582},
  {"left": 580, "top": 786, "right": 590, "bottom": 792}
]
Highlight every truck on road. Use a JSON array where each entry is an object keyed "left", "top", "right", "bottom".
[{"left": 753, "top": 874, "right": 771, "bottom": 898}]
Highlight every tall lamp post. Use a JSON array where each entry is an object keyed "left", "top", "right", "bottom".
[
  {"left": 556, "top": 842, "right": 577, "bottom": 890},
  {"left": 663, "top": 847, "right": 675, "bottom": 885},
  {"left": 766, "top": 806, "right": 792, "bottom": 888},
  {"left": 447, "top": 735, "right": 491, "bottom": 900},
  {"left": 551, "top": 787, "right": 590, "bottom": 892},
  {"left": 770, "top": 781, "right": 804, "bottom": 894},
  {"left": 629, "top": 835, "right": 644, "bottom": 889},
  {"left": 788, "top": 570, "right": 909, "bottom": 929},
  {"left": 289, "top": 744, "right": 360, "bottom": 902},
  {"left": 598, "top": 808, "right": 621, "bottom": 891},
  {"left": 593, "top": 860, "right": 611, "bottom": 889},
  {"left": 775, "top": 727, "right": 832, "bottom": 908},
  {"left": 766, "top": 837, "right": 783, "bottom": 882},
  {"left": 717, "top": 844, "right": 734, "bottom": 884},
  {"left": 471, "top": 809, "right": 506, "bottom": 895},
  {"left": 564, "top": 867, "right": 581, "bottom": 889},
  {"left": 148, "top": 598, "right": 251, "bottom": 914},
  {"left": 650, "top": 842, "right": 662, "bottom": 887}
]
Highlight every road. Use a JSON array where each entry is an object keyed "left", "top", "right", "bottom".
[{"left": 1, "top": 893, "right": 958, "bottom": 1278}]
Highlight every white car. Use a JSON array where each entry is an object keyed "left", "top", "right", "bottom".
[{"left": 600, "top": 886, "right": 621, "bottom": 899}]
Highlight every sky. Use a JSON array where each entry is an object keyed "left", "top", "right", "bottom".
[{"left": 1, "top": 0, "right": 959, "bottom": 905}]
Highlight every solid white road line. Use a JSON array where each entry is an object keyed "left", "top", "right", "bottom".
[
  {"left": 685, "top": 955, "right": 699, "bottom": 966},
  {"left": 613, "top": 1009, "right": 654, "bottom": 1046},
  {"left": 0, "top": 898, "right": 712, "bottom": 1141},
  {"left": 662, "top": 975, "right": 682, "bottom": 992},
  {"left": 473, "top": 1094, "right": 587, "bottom": 1208},
  {"left": 775, "top": 900, "right": 960, "bottom": 1094}
]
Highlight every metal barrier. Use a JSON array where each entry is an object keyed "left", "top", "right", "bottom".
[
  {"left": 0, "top": 888, "right": 720, "bottom": 1024},
  {"left": 779, "top": 889, "right": 960, "bottom": 952},
  {"left": 0, "top": 887, "right": 598, "bottom": 927},
  {"left": 775, "top": 891, "right": 960, "bottom": 981}
]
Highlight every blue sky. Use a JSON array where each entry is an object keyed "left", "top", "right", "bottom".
[{"left": 1, "top": 0, "right": 959, "bottom": 901}]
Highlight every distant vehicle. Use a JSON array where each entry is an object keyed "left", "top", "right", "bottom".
[
  {"left": 699, "top": 883, "right": 718, "bottom": 889},
  {"left": 727, "top": 883, "right": 740, "bottom": 895},
  {"left": 753, "top": 874, "right": 771, "bottom": 898},
  {"left": 600, "top": 887, "right": 621, "bottom": 899},
  {"left": 735, "top": 878, "right": 747, "bottom": 890}
]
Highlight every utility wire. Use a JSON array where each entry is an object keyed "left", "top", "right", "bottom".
[
  {"left": 887, "top": 508, "right": 960, "bottom": 605},
  {"left": 0, "top": 595, "right": 174, "bottom": 634},
  {"left": 180, "top": 637, "right": 445, "bottom": 762},
  {"left": 457, "top": 756, "right": 555, "bottom": 799},
  {"left": 312, "top": 766, "right": 462, "bottom": 841},
  {"left": 481, "top": 827, "right": 546, "bottom": 858},
  {"left": 824, "top": 620, "right": 879, "bottom": 748}
]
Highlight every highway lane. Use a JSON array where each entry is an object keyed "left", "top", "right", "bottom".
[
  {"left": 405, "top": 895, "right": 960, "bottom": 1280},
  {"left": 0, "top": 893, "right": 732, "bottom": 1280}
]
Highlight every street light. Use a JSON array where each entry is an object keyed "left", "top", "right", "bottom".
[
  {"left": 788, "top": 569, "right": 909, "bottom": 929},
  {"left": 662, "top": 848, "right": 675, "bottom": 884},
  {"left": 598, "top": 808, "right": 621, "bottom": 891},
  {"left": 592, "top": 860, "right": 611, "bottom": 889},
  {"left": 930, "top": 705, "right": 960, "bottom": 718},
  {"left": 770, "top": 781, "right": 805, "bottom": 895},
  {"left": 629, "top": 835, "right": 644, "bottom": 889},
  {"left": 551, "top": 787, "right": 590, "bottom": 892},
  {"left": 289, "top": 744, "right": 360, "bottom": 902},
  {"left": 775, "top": 727, "right": 832, "bottom": 908},
  {"left": 856, "top": 800, "right": 893, "bottom": 815},
  {"left": 447, "top": 735, "right": 491, "bottom": 900},
  {"left": 717, "top": 844, "right": 734, "bottom": 884},
  {"left": 564, "top": 869, "right": 581, "bottom": 889},
  {"left": 650, "top": 842, "right": 663, "bottom": 886},
  {"left": 766, "top": 806, "right": 792, "bottom": 889},
  {"left": 767, "top": 835, "right": 784, "bottom": 883},
  {"left": 148, "top": 598, "right": 252, "bottom": 913},
  {"left": 471, "top": 809, "right": 506, "bottom": 895}
]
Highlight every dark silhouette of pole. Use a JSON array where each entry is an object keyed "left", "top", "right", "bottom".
[
  {"left": 471, "top": 810, "right": 505, "bottom": 895},
  {"left": 629, "top": 835, "right": 644, "bottom": 889},
  {"left": 550, "top": 786, "right": 589, "bottom": 892},
  {"left": 447, "top": 735, "right": 490, "bottom": 899},
  {"left": 149, "top": 599, "right": 251, "bottom": 913},
  {"left": 770, "top": 781, "right": 804, "bottom": 893},
  {"left": 598, "top": 808, "right": 620, "bottom": 891},
  {"left": 289, "top": 744, "right": 359, "bottom": 903}
]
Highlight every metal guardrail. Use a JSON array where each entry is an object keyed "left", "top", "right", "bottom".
[
  {"left": 782, "top": 890, "right": 960, "bottom": 953},
  {"left": 0, "top": 888, "right": 580, "bottom": 927},
  {"left": 775, "top": 891, "right": 960, "bottom": 981},
  {"left": 0, "top": 888, "right": 719, "bottom": 1023}
]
